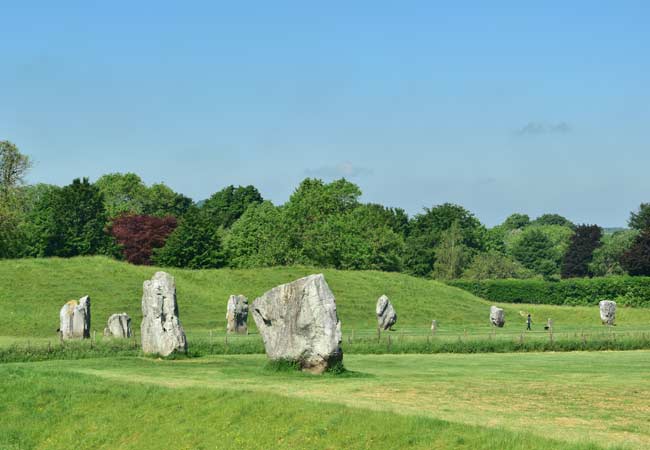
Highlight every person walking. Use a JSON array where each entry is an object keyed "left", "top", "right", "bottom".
[{"left": 526, "top": 314, "right": 532, "bottom": 331}]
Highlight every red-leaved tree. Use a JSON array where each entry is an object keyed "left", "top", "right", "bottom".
[{"left": 109, "top": 214, "right": 177, "bottom": 265}]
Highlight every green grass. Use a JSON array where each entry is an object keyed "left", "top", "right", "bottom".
[
  {"left": 2, "top": 256, "right": 650, "bottom": 343},
  {"left": 3, "top": 352, "right": 648, "bottom": 449}
]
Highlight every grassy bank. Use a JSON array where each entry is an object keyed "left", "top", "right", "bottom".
[{"left": 2, "top": 256, "right": 650, "bottom": 341}]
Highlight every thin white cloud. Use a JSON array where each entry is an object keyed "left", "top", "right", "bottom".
[{"left": 515, "top": 122, "right": 572, "bottom": 136}]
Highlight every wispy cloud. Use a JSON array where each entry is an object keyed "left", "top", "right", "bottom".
[
  {"left": 515, "top": 122, "right": 572, "bottom": 136},
  {"left": 305, "top": 161, "right": 373, "bottom": 178}
]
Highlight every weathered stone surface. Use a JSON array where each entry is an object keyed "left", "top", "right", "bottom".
[
  {"left": 490, "top": 305, "right": 505, "bottom": 327},
  {"left": 252, "top": 274, "right": 342, "bottom": 374},
  {"left": 141, "top": 272, "right": 187, "bottom": 356},
  {"left": 376, "top": 295, "right": 397, "bottom": 330},
  {"left": 226, "top": 295, "right": 249, "bottom": 334},
  {"left": 599, "top": 300, "right": 616, "bottom": 326},
  {"left": 431, "top": 320, "right": 438, "bottom": 333},
  {"left": 59, "top": 296, "right": 91, "bottom": 340},
  {"left": 104, "top": 313, "right": 132, "bottom": 338}
]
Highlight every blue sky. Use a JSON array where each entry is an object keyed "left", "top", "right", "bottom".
[{"left": 1, "top": 1, "right": 648, "bottom": 226}]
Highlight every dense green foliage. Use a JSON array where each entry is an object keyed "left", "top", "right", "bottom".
[
  {"left": 629, "top": 203, "right": 650, "bottom": 230},
  {"left": 449, "top": 276, "right": 650, "bottom": 306},
  {"left": 1, "top": 143, "right": 649, "bottom": 281},
  {"left": 621, "top": 229, "right": 650, "bottom": 276},
  {"left": 561, "top": 224, "right": 602, "bottom": 278},
  {"left": 153, "top": 206, "right": 226, "bottom": 269}
]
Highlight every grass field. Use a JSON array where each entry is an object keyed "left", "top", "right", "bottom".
[
  {"left": 2, "top": 256, "right": 650, "bottom": 343},
  {"left": 2, "top": 351, "right": 648, "bottom": 449}
]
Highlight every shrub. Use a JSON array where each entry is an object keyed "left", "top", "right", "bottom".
[{"left": 447, "top": 276, "right": 650, "bottom": 306}]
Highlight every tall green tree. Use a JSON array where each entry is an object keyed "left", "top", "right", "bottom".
[
  {"left": 561, "top": 224, "right": 603, "bottom": 278},
  {"left": 202, "top": 185, "right": 263, "bottom": 228},
  {"left": 510, "top": 228, "right": 557, "bottom": 277},
  {"left": 629, "top": 203, "right": 650, "bottom": 231},
  {"left": 0, "top": 141, "right": 31, "bottom": 200},
  {"left": 225, "top": 201, "right": 292, "bottom": 268},
  {"left": 432, "top": 221, "right": 470, "bottom": 279},
  {"left": 153, "top": 206, "right": 225, "bottom": 269},
  {"left": 37, "top": 178, "right": 108, "bottom": 257},
  {"left": 532, "top": 213, "right": 575, "bottom": 229},
  {"left": 620, "top": 229, "right": 650, "bottom": 276},
  {"left": 143, "top": 183, "right": 193, "bottom": 218},
  {"left": 94, "top": 173, "right": 149, "bottom": 217},
  {"left": 589, "top": 230, "right": 638, "bottom": 276},
  {"left": 404, "top": 203, "right": 486, "bottom": 277}
]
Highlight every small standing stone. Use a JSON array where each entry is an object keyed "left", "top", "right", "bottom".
[
  {"left": 490, "top": 305, "right": 505, "bottom": 328},
  {"left": 141, "top": 272, "right": 187, "bottom": 356},
  {"left": 545, "top": 318, "right": 554, "bottom": 331},
  {"left": 431, "top": 320, "right": 438, "bottom": 334},
  {"left": 104, "top": 313, "right": 132, "bottom": 338},
  {"left": 59, "top": 296, "right": 91, "bottom": 340},
  {"left": 226, "top": 295, "right": 249, "bottom": 334},
  {"left": 599, "top": 300, "right": 616, "bottom": 326},
  {"left": 376, "top": 295, "right": 397, "bottom": 330}
]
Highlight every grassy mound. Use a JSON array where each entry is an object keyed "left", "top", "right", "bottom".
[{"left": 1, "top": 256, "right": 649, "bottom": 341}]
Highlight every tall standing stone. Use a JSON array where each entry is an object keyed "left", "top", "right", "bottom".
[
  {"left": 104, "top": 313, "right": 132, "bottom": 338},
  {"left": 226, "top": 295, "right": 249, "bottom": 334},
  {"left": 599, "top": 300, "right": 616, "bottom": 326},
  {"left": 252, "top": 274, "right": 342, "bottom": 374},
  {"left": 490, "top": 305, "right": 505, "bottom": 328},
  {"left": 376, "top": 295, "right": 397, "bottom": 330},
  {"left": 59, "top": 296, "right": 91, "bottom": 340},
  {"left": 141, "top": 272, "right": 187, "bottom": 356}
]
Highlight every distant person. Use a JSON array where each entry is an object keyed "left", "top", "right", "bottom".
[{"left": 526, "top": 314, "right": 532, "bottom": 331}]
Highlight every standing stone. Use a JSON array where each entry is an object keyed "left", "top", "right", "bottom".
[
  {"left": 376, "top": 295, "right": 397, "bottom": 330},
  {"left": 490, "top": 305, "right": 505, "bottom": 328},
  {"left": 59, "top": 296, "right": 91, "bottom": 340},
  {"left": 104, "top": 313, "right": 132, "bottom": 338},
  {"left": 251, "top": 274, "right": 342, "bottom": 374},
  {"left": 545, "top": 318, "right": 554, "bottom": 331},
  {"left": 599, "top": 300, "right": 616, "bottom": 326},
  {"left": 431, "top": 320, "right": 438, "bottom": 334},
  {"left": 226, "top": 295, "right": 249, "bottom": 334},
  {"left": 141, "top": 272, "right": 187, "bottom": 356}
]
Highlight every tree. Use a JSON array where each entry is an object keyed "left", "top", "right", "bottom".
[
  {"left": 629, "top": 203, "right": 650, "bottom": 231},
  {"left": 109, "top": 214, "right": 177, "bottom": 265},
  {"left": 532, "top": 213, "right": 575, "bottom": 229},
  {"left": 202, "top": 185, "right": 263, "bottom": 228},
  {"left": 620, "top": 229, "right": 650, "bottom": 276},
  {"left": 143, "top": 183, "right": 193, "bottom": 218},
  {"left": 404, "top": 203, "right": 486, "bottom": 277},
  {"left": 561, "top": 224, "right": 603, "bottom": 278},
  {"left": 225, "top": 201, "right": 292, "bottom": 268},
  {"left": 589, "top": 230, "right": 638, "bottom": 276},
  {"left": 0, "top": 141, "right": 31, "bottom": 200},
  {"left": 38, "top": 178, "right": 108, "bottom": 257},
  {"left": 503, "top": 213, "right": 531, "bottom": 230},
  {"left": 462, "top": 252, "right": 531, "bottom": 280},
  {"left": 94, "top": 173, "right": 149, "bottom": 218},
  {"left": 432, "top": 221, "right": 470, "bottom": 280},
  {"left": 510, "top": 228, "right": 556, "bottom": 275}
]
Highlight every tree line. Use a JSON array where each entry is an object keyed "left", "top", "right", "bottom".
[{"left": 1, "top": 141, "right": 649, "bottom": 279}]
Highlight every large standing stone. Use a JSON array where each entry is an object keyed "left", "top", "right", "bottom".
[
  {"left": 226, "top": 295, "right": 249, "bottom": 334},
  {"left": 251, "top": 274, "right": 342, "bottom": 374},
  {"left": 599, "top": 300, "right": 616, "bottom": 326},
  {"left": 141, "top": 272, "right": 187, "bottom": 356},
  {"left": 490, "top": 305, "right": 505, "bottom": 328},
  {"left": 376, "top": 295, "right": 397, "bottom": 330},
  {"left": 104, "top": 313, "right": 132, "bottom": 338},
  {"left": 59, "top": 296, "right": 91, "bottom": 340}
]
